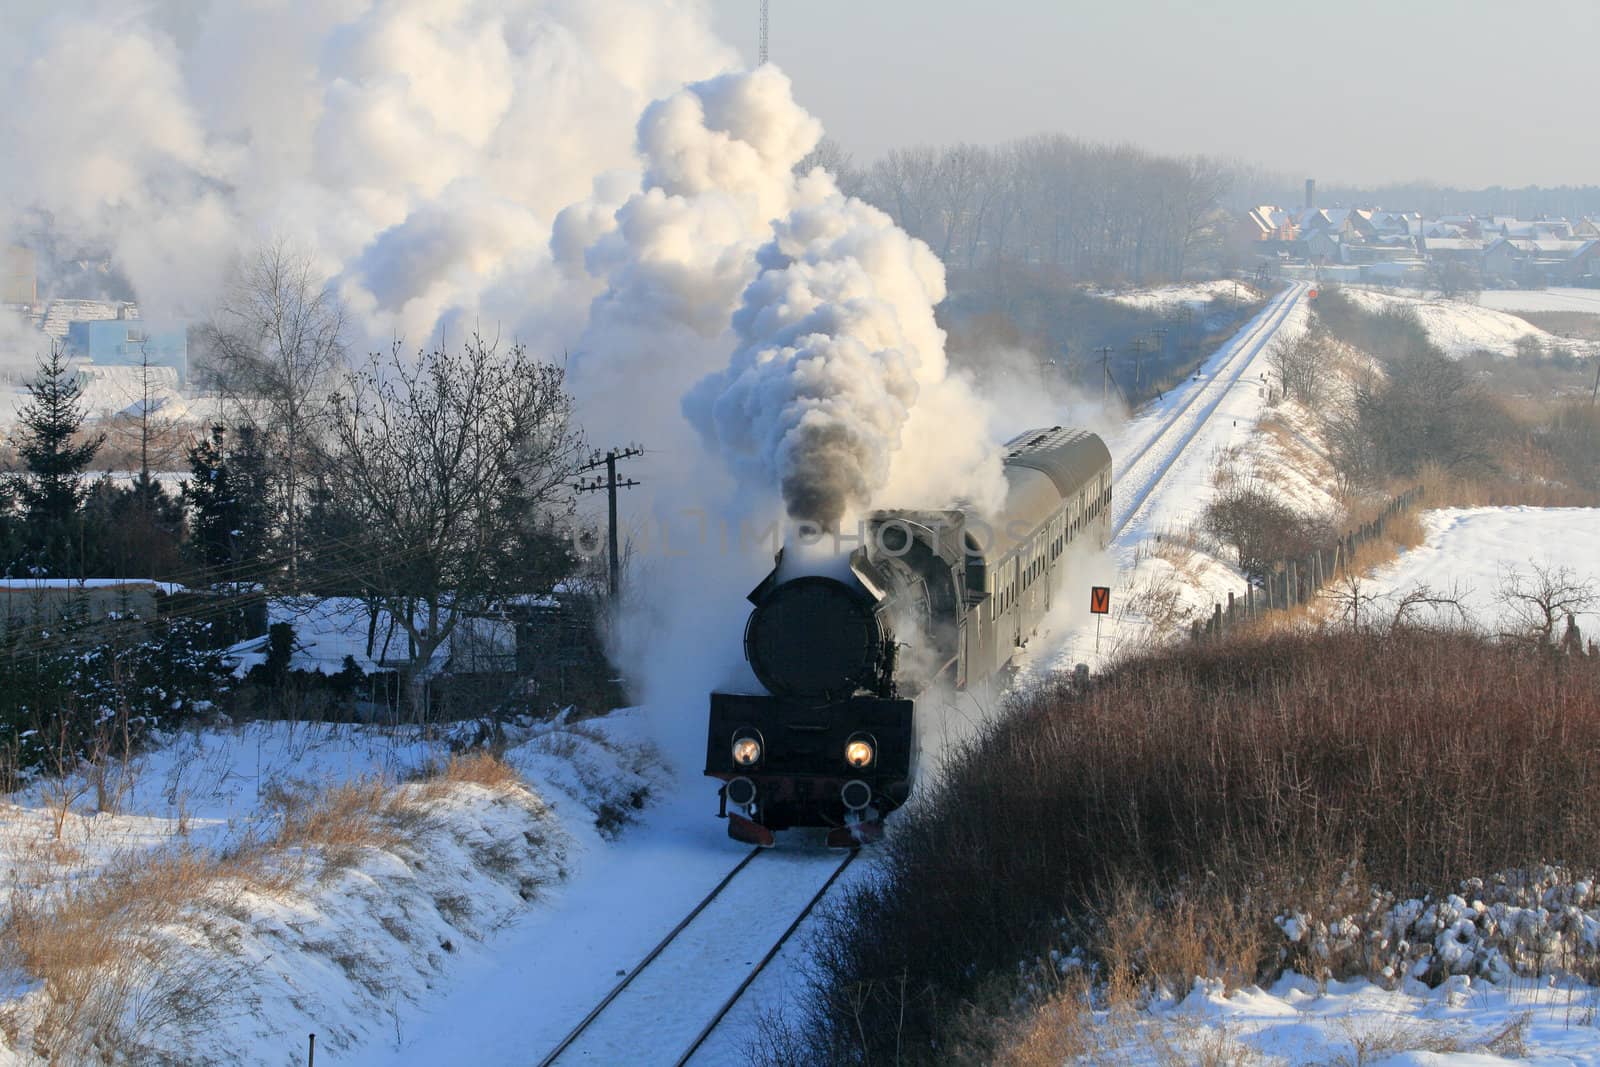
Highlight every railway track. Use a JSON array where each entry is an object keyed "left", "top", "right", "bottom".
[
  {"left": 535, "top": 846, "right": 857, "bottom": 1066},
  {"left": 1110, "top": 281, "right": 1307, "bottom": 540}
]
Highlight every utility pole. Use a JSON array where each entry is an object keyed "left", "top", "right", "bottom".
[
  {"left": 758, "top": 0, "right": 769, "bottom": 65},
  {"left": 1128, "top": 338, "right": 1145, "bottom": 392},
  {"left": 1095, "top": 345, "right": 1114, "bottom": 402},
  {"left": 574, "top": 445, "right": 643, "bottom": 598},
  {"left": 1591, "top": 353, "right": 1599, "bottom": 406}
]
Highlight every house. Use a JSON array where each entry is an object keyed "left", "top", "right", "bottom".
[
  {"left": 1482, "top": 237, "right": 1529, "bottom": 281},
  {"left": 1574, "top": 218, "right": 1600, "bottom": 239},
  {"left": 1301, "top": 230, "right": 1343, "bottom": 264},
  {"left": 64, "top": 318, "right": 189, "bottom": 383},
  {"left": 1566, "top": 240, "right": 1600, "bottom": 282},
  {"left": 1420, "top": 236, "right": 1483, "bottom": 265},
  {"left": 1238, "top": 205, "right": 1297, "bottom": 243},
  {"left": 1482, "top": 238, "right": 1595, "bottom": 283},
  {"left": 1367, "top": 211, "right": 1416, "bottom": 236}
]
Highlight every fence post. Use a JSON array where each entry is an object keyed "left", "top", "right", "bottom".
[{"left": 1288, "top": 560, "right": 1298, "bottom": 607}]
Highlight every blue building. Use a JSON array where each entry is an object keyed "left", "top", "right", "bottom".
[{"left": 64, "top": 319, "right": 189, "bottom": 383}]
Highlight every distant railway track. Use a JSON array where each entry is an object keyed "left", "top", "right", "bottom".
[
  {"left": 535, "top": 847, "right": 857, "bottom": 1067},
  {"left": 1111, "top": 281, "right": 1307, "bottom": 540}
]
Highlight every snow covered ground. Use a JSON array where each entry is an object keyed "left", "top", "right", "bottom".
[
  {"left": 1079, "top": 973, "right": 1600, "bottom": 1065},
  {"left": 1479, "top": 287, "right": 1600, "bottom": 314},
  {"left": 0, "top": 714, "right": 667, "bottom": 1065},
  {"left": 1091, "top": 279, "right": 1250, "bottom": 313},
  {"left": 1363, "top": 507, "right": 1600, "bottom": 634},
  {"left": 1338, "top": 287, "right": 1590, "bottom": 359}
]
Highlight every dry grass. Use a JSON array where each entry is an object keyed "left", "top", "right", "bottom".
[
  {"left": 1097, "top": 887, "right": 1266, "bottom": 1001},
  {"left": 266, "top": 777, "right": 412, "bottom": 872},
  {"left": 0, "top": 755, "right": 530, "bottom": 1062},
  {"left": 427, "top": 751, "right": 523, "bottom": 792},
  {"left": 0, "top": 847, "right": 267, "bottom": 1062},
  {"left": 1415, "top": 456, "right": 1600, "bottom": 508},
  {"left": 794, "top": 628, "right": 1600, "bottom": 1064}
]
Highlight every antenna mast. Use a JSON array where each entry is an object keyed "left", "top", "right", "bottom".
[{"left": 758, "top": 0, "right": 769, "bottom": 65}]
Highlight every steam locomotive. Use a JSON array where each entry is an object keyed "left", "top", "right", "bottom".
[{"left": 705, "top": 426, "right": 1113, "bottom": 847}]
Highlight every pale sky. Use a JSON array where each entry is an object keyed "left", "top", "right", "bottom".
[{"left": 708, "top": 0, "right": 1599, "bottom": 189}]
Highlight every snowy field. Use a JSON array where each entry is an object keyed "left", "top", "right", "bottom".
[
  {"left": 1364, "top": 507, "right": 1600, "bottom": 633},
  {"left": 1479, "top": 287, "right": 1600, "bottom": 314},
  {"left": 1338, "top": 287, "right": 1588, "bottom": 359}
]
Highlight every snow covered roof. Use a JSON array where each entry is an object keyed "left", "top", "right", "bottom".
[
  {"left": 1423, "top": 237, "right": 1482, "bottom": 251},
  {"left": 225, "top": 597, "right": 518, "bottom": 678},
  {"left": 1489, "top": 238, "right": 1590, "bottom": 256}
]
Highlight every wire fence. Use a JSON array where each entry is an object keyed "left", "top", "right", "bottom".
[{"left": 1191, "top": 486, "right": 1424, "bottom": 642}]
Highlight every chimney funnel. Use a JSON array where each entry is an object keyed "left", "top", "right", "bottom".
[{"left": 1305, "top": 178, "right": 1316, "bottom": 210}]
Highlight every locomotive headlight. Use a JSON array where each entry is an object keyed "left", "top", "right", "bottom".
[
  {"left": 732, "top": 736, "right": 763, "bottom": 767},
  {"left": 844, "top": 738, "right": 875, "bottom": 769}
]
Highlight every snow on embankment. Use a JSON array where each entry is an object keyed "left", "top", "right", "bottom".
[
  {"left": 1364, "top": 507, "right": 1600, "bottom": 633},
  {"left": 1340, "top": 287, "right": 1576, "bottom": 358},
  {"left": 0, "top": 716, "right": 663, "bottom": 1065}
]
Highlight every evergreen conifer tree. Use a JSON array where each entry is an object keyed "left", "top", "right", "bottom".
[
  {"left": 183, "top": 424, "right": 272, "bottom": 585},
  {"left": 13, "top": 347, "right": 104, "bottom": 573}
]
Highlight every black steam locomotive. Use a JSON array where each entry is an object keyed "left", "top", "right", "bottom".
[{"left": 705, "top": 427, "right": 1113, "bottom": 847}]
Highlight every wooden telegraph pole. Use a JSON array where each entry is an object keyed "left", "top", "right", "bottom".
[
  {"left": 1096, "top": 345, "right": 1114, "bottom": 402},
  {"left": 574, "top": 445, "right": 643, "bottom": 598}
]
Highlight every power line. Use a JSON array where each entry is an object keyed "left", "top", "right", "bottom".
[
  {"left": 1095, "top": 345, "right": 1114, "bottom": 402},
  {"left": 574, "top": 445, "right": 643, "bottom": 599}
]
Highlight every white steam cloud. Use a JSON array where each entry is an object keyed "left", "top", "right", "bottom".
[
  {"left": 0, "top": 0, "right": 736, "bottom": 343},
  {"left": 3, "top": 2, "right": 1070, "bottom": 758}
]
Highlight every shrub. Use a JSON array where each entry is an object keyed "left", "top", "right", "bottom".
[
  {"left": 1202, "top": 483, "right": 1325, "bottom": 577},
  {"left": 0, "top": 616, "right": 232, "bottom": 785},
  {"left": 791, "top": 629, "right": 1600, "bottom": 1064}
]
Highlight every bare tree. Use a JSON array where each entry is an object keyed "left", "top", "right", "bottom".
[
  {"left": 1429, "top": 258, "right": 1482, "bottom": 302},
  {"left": 865, "top": 145, "right": 941, "bottom": 247},
  {"left": 200, "top": 240, "right": 348, "bottom": 589},
  {"left": 795, "top": 137, "right": 865, "bottom": 199},
  {"left": 323, "top": 336, "right": 584, "bottom": 713},
  {"left": 930, "top": 143, "right": 987, "bottom": 264},
  {"left": 103, "top": 344, "right": 187, "bottom": 491},
  {"left": 1269, "top": 326, "right": 1332, "bottom": 405},
  {"left": 1495, "top": 563, "right": 1599, "bottom": 645},
  {"left": 1390, "top": 581, "right": 1474, "bottom": 629}
]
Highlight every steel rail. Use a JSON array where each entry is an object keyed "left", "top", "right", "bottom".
[
  {"left": 534, "top": 846, "right": 763, "bottom": 1067},
  {"left": 672, "top": 849, "right": 858, "bottom": 1066}
]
